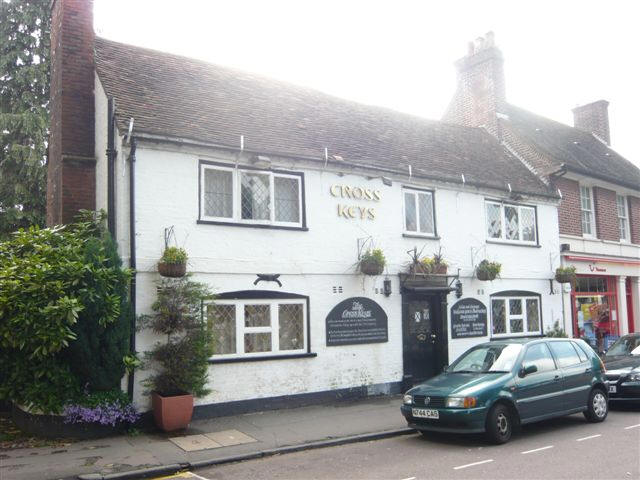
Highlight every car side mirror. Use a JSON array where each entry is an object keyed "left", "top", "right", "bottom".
[{"left": 519, "top": 364, "right": 538, "bottom": 377}]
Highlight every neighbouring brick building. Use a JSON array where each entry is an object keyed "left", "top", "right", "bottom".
[{"left": 444, "top": 33, "right": 640, "bottom": 351}]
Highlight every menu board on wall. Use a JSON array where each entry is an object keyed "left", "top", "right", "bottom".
[
  {"left": 326, "top": 297, "right": 388, "bottom": 346},
  {"left": 450, "top": 298, "right": 487, "bottom": 339}
]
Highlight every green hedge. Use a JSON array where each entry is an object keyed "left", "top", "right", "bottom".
[{"left": 0, "top": 212, "right": 132, "bottom": 413}]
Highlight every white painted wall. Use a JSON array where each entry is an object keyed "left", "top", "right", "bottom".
[{"left": 127, "top": 143, "right": 563, "bottom": 409}]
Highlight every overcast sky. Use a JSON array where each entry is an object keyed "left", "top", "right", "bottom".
[{"left": 94, "top": 0, "right": 639, "bottom": 168}]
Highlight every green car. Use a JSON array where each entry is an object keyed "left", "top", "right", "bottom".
[{"left": 401, "top": 338, "right": 608, "bottom": 444}]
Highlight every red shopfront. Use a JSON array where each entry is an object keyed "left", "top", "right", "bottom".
[{"left": 572, "top": 275, "right": 619, "bottom": 353}]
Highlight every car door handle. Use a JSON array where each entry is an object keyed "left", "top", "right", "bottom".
[
  {"left": 585, "top": 368, "right": 592, "bottom": 373},
  {"left": 554, "top": 375, "right": 561, "bottom": 381}
]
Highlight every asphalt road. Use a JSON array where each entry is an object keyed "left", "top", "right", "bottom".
[{"left": 189, "top": 406, "right": 640, "bottom": 480}]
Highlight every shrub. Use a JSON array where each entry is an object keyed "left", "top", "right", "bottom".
[
  {"left": 139, "top": 277, "right": 214, "bottom": 397},
  {"left": 0, "top": 212, "right": 132, "bottom": 412},
  {"left": 545, "top": 321, "right": 568, "bottom": 338},
  {"left": 160, "top": 247, "right": 187, "bottom": 264}
]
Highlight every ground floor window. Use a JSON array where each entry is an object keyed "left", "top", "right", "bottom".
[
  {"left": 206, "top": 292, "right": 309, "bottom": 359},
  {"left": 490, "top": 292, "right": 541, "bottom": 337},
  {"left": 572, "top": 275, "right": 619, "bottom": 353}
]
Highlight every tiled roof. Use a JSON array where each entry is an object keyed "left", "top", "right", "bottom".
[
  {"left": 505, "top": 105, "right": 640, "bottom": 191},
  {"left": 94, "top": 37, "right": 554, "bottom": 198}
]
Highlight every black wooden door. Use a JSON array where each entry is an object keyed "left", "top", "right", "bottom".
[{"left": 402, "top": 294, "right": 444, "bottom": 387}]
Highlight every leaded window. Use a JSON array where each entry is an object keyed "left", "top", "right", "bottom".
[
  {"left": 403, "top": 188, "right": 435, "bottom": 236},
  {"left": 491, "top": 295, "right": 541, "bottom": 337},
  {"left": 617, "top": 195, "right": 629, "bottom": 241},
  {"left": 485, "top": 201, "right": 537, "bottom": 244},
  {"left": 200, "top": 163, "right": 304, "bottom": 227},
  {"left": 206, "top": 298, "right": 307, "bottom": 359}
]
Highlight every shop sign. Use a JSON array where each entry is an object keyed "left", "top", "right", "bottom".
[
  {"left": 330, "top": 184, "right": 381, "bottom": 220},
  {"left": 450, "top": 298, "right": 487, "bottom": 339},
  {"left": 326, "top": 297, "right": 388, "bottom": 346},
  {"left": 588, "top": 264, "right": 606, "bottom": 272}
]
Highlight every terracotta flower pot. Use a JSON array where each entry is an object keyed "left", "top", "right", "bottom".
[
  {"left": 433, "top": 264, "right": 448, "bottom": 275},
  {"left": 152, "top": 391, "right": 193, "bottom": 432},
  {"left": 360, "top": 259, "right": 384, "bottom": 276},
  {"left": 157, "top": 262, "right": 186, "bottom": 278}
]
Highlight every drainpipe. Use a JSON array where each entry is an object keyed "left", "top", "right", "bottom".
[
  {"left": 127, "top": 137, "right": 137, "bottom": 400},
  {"left": 106, "top": 97, "right": 117, "bottom": 238}
]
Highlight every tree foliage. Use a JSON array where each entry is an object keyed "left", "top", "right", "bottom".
[
  {"left": 0, "top": 212, "right": 132, "bottom": 412},
  {"left": 0, "top": 0, "right": 50, "bottom": 237}
]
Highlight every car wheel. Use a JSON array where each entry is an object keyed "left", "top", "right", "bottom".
[
  {"left": 485, "top": 403, "right": 512, "bottom": 444},
  {"left": 583, "top": 388, "right": 608, "bottom": 423}
]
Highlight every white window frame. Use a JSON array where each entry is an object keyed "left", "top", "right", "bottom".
[
  {"left": 485, "top": 200, "right": 537, "bottom": 245},
  {"left": 617, "top": 195, "right": 630, "bottom": 242},
  {"left": 580, "top": 185, "right": 596, "bottom": 237},
  {"left": 491, "top": 295, "right": 541, "bottom": 337},
  {"left": 402, "top": 187, "right": 436, "bottom": 236},
  {"left": 207, "top": 298, "right": 308, "bottom": 359},
  {"left": 200, "top": 163, "right": 304, "bottom": 228}
]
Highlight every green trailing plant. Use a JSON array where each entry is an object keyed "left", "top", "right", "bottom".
[
  {"left": 475, "top": 259, "right": 501, "bottom": 281},
  {"left": 160, "top": 247, "right": 187, "bottom": 265},
  {"left": 545, "top": 321, "right": 568, "bottom": 338},
  {"left": 359, "top": 248, "right": 386, "bottom": 275},
  {"left": 0, "top": 211, "right": 132, "bottom": 412},
  {"left": 139, "top": 277, "right": 214, "bottom": 397},
  {"left": 555, "top": 265, "right": 577, "bottom": 284}
]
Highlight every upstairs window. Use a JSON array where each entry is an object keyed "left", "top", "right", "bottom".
[
  {"left": 617, "top": 195, "right": 629, "bottom": 241},
  {"left": 200, "top": 162, "right": 304, "bottom": 228},
  {"left": 580, "top": 186, "right": 595, "bottom": 236},
  {"left": 485, "top": 201, "right": 537, "bottom": 244},
  {"left": 403, "top": 188, "right": 435, "bottom": 236}
]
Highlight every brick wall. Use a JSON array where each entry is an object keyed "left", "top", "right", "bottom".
[
  {"left": 593, "top": 186, "right": 619, "bottom": 241},
  {"left": 552, "top": 177, "right": 582, "bottom": 236},
  {"left": 628, "top": 196, "right": 640, "bottom": 245},
  {"left": 47, "top": 0, "right": 96, "bottom": 225}
]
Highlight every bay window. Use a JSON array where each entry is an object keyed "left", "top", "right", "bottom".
[
  {"left": 485, "top": 200, "right": 537, "bottom": 244},
  {"left": 200, "top": 161, "right": 305, "bottom": 228}
]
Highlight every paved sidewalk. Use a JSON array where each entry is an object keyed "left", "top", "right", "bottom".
[{"left": 1, "top": 395, "right": 411, "bottom": 480}]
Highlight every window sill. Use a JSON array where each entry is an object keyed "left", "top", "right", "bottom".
[
  {"left": 486, "top": 239, "right": 541, "bottom": 248},
  {"left": 402, "top": 233, "right": 440, "bottom": 240},
  {"left": 208, "top": 352, "right": 317, "bottom": 364},
  {"left": 197, "top": 219, "right": 308, "bottom": 231}
]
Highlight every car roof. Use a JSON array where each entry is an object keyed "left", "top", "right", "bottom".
[{"left": 487, "top": 337, "right": 579, "bottom": 346}]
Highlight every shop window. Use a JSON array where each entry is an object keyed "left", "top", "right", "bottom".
[
  {"left": 200, "top": 162, "right": 305, "bottom": 228},
  {"left": 491, "top": 293, "right": 541, "bottom": 337},
  {"left": 206, "top": 294, "right": 308, "bottom": 360},
  {"left": 403, "top": 188, "right": 435, "bottom": 236},
  {"left": 485, "top": 200, "right": 537, "bottom": 244},
  {"left": 580, "top": 186, "right": 595, "bottom": 236},
  {"left": 617, "top": 195, "right": 629, "bottom": 241},
  {"left": 573, "top": 276, "right": 619, "bottom": 354}
]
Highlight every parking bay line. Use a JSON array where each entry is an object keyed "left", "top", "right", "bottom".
[
  {"left": 624, "top": 424, "right": 640, "bottom": 430},
  {"left": 576, "top": 434, "right": 601, "bottom": 442},
  {"left": 521, "top": 445, "right": 554, "bottom": 454},
  {"left": 453, "top": 459, "right": 494, "bottom": 470}
]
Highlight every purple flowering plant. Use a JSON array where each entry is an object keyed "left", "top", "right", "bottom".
[{"left": 63, "top": 387, "right": 140, "bottom": 427}]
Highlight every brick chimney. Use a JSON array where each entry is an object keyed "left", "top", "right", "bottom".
[
  {"left": 443, "top": 31, "right": 506, "bottom": 137},
  {"left": 572, "top": 100, "right": 610, "bottom": 145},
  {"left": 47, "top": 0, "right": 96, "bottom": 225}
]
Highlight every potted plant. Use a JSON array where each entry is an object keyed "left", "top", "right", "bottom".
[
  {"left": 429, "top": 248, "right": 448, "bottom": 274},
  {"left": 359, "top": 248, "right": 386, "bottom": 276},
  {"left": 407, "top": 248, "right": 448, "bottom": 275},
  {"left": 157, "top": 246, "right": 188, "bottom": 278},
  {"left": 140, "top": 277, "right": 213, "bottom": 432},
  {"left": 555, "top": 266, "right": 576, "bottom": 284},
  {"left": 475, "top": 259, "right": 501, "bottom": 281}
]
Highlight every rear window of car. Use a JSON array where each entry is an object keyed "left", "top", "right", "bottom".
[
  {"left": 572, "top": 342, "right": 588, "bottom": 362},
  {"left": 549, "top": 341, "right": 581, "bottom": 368}
]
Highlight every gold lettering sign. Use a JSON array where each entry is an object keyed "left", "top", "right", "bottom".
[{"left": 330, "top": 184, "right": 381, "bottom": 220}]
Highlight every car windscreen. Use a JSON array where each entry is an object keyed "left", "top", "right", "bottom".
[
  {"left": 449, "top": 344, "right": 523, "bottom": 373},
  {"left": 606, "top": 336, "right": 640, "bottom": 356}
]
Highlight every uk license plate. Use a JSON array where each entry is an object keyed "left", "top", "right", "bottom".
[
  {"left": 609, "top": 385, "right": 617, "bottom": 394},
  {"left": 412, "top": 408, "right": 439, "bottom": 419}
]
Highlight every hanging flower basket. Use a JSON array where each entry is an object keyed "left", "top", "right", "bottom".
[
  {"left": 476, "top": 269, "right": 496, "bottom": 281},
  {"left": 555, "top": 266, "right": 577, "bottom": 284},
  {"left": 475, "top": 260, "right": 501, "bottom": 281},
  {"left": 158, "top": 262, "right": 186, "bottom": 278},
  {"left": 360, "top": 258, "right": 384, "bottom": 276}
]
